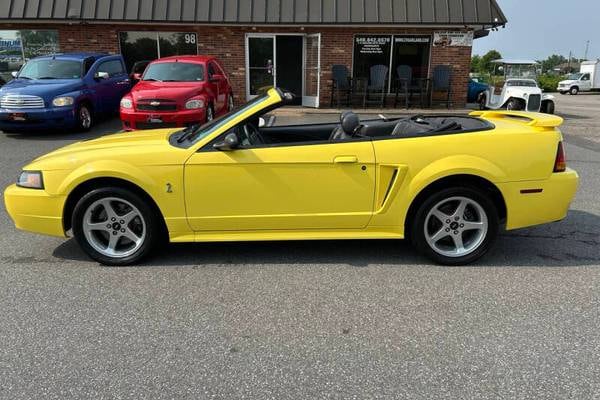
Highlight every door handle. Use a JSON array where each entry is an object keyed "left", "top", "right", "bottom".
[{"left": 334, "top": 156, "right": 358, "bottom": 164}]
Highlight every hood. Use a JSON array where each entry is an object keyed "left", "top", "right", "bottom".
[
  {"left": 0, "top": 78, "right": 84, "bottom": 99},
  {"left": 130, "top": 81, "right": 207, "bottom": 104},
  {"left": 28, "top": 128, "right": 184, "bottom": 171},
  {"left": 558, "top": 79, "right": 577, "bottom": 85}
]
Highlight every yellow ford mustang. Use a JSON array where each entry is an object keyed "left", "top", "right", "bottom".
[{"left": 4, "top": 88, "right": 578, "bottom": 266}]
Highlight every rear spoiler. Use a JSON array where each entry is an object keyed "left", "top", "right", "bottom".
[{"left": 469, "top": 110, "right": 563, "bottom": 128}]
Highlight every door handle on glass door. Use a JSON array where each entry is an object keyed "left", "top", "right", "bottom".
[{"left": 334, "top": 156, "right": 358, "bottom": 164}]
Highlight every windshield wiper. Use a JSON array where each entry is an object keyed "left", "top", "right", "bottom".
[
  {"left": 37, "top": 77, "right": 58, "bottom": 79},
  {"left": 143, "top": 78, "right": 162, "bottom": 82},
  {"left": 17, "top": 75, "right": 32, "bottom": 80},
  {"left": 176, "top": 124, "right": 201, "bottom": 143}
]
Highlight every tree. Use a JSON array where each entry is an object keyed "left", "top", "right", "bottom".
[
  {"left": 479, "top": 50, "right": 502, "bottom": 75},
  {"left": 471, "top": 54, "right": 482, "bottom": 73},
  {"left": 538, "top": 54, "right": 568, "bottom": 73}
]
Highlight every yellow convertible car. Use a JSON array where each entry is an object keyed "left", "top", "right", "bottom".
[{"left": 4, "top": 88, "right": 578, "bottom": 266}]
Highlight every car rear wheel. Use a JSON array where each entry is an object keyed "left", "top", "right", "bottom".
[
  {"left": 227, "top": 94, "right": 234, "bottom": 112},
  {"left": 72, "top": 187, "right": 161, "bottom": 265},
  {"left": 410, "top": 187, "right": 499, "bottom": 265},
  {"left": 76, "top": 104, "right": 93, "bottom": 132}
]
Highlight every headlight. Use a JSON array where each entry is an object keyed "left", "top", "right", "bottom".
[
  {"left": 185, "top": 99, "right": 205, "bottom": 109},
  {"left": 52, "top": 96, "right": 74, "bottom": 107},
  {"left": 120, "top": 98, "right": 133, "bottom": 109},
  {"left": 17, "top": 171, "right": 44, "bottom": 189}
]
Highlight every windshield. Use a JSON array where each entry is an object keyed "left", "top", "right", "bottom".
[
  {"left": 18, "top": 59, "right": 82, "bottom": 79},
  {"left": 143, "top": 62, "right": 204, "bottom": 82},
  {"left": 503, "top": 64, "right": 538, "bottom": 79},
  {"left": 507, "top": 80, "right": 538, "bottom": 87},
  {"left": 174, "top": 93, "right": 273, "bottom": 147},
  {"left": 567, "top": 73, "right": 583, "bottom": 80}
]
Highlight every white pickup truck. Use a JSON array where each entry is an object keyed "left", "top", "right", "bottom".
[{"left": 558, "top": 60, "right": 600, "bottom": 95}]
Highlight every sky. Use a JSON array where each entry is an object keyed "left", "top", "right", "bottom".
[{"left": 473, "top": 0, "right": 598, "bottom": 61}]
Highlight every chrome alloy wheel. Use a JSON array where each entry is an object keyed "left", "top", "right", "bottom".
[
  {"left": 82, "top": 197, "right": 146, "bottom": 258},
  {"left": 206, "top": 105, "right": 214, "bottom": 122},
  {"left": 424, "top": 196, "right": 488, "bottom": 258},
  {"left": 79, "top": 106, "right": 92, "bottom": 129}
]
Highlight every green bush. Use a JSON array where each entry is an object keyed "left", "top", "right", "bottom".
[{"left": 537, "top": 74, "right": 563, "bottom": 92}]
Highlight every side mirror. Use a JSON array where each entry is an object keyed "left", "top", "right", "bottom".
[
  {"left": 258, "top": 117, "right": 266, "bottom": 128},
  {"left": 213, "top": 132, "right": 239, "bottom": 151},
  {"left": 94, "top": 71, "right": 109, "bottom": 80},
  {"left": 11, "top": 71, "right": 18, "bottom": 78},
  {"left": 210, "top": 73, "right": 224, "bottom": 83}
]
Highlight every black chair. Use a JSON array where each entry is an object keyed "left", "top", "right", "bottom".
[
  {"left": 364, "top": 64, "right": 388, "bottom": 108},
  {"left": 431, "top": 65, "right": 452, "bottom": 108},
  {"left": 329, "top": 65, "right": 352, "bottom": 107},
  {"left": 394, "top": 65, "right": 413, "bottom": 109}
]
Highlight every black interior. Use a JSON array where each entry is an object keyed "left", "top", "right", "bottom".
[{"left": 208, "top": 112, "right": 494, "bottom": 150}]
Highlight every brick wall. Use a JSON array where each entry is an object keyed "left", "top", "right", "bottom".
[{"left": 1, "top": 22, "right": 473, "bottom": 108}]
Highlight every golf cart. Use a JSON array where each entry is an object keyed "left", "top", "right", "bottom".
[{"left": 478, "top": 59, "right": 555, "bottom": 114}]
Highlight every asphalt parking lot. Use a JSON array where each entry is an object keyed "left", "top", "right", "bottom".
[{"left": 1, "top": 96, "right": 599, "bottom": 399}]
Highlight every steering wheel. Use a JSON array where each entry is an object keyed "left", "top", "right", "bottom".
[{"left": 243, "top": 122, "right": 266, "bottom": 146}]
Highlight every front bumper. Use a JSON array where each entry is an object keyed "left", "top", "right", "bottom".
[
  {"left": 4, "top": 184, "right": 67, "bottom": 237},
  {"left": 0, "top": 107, "right": 77, "bottom": 132},
  {"left": 120, "top": 107, "right": 206, "bottom": 131},
  {"left": 498, "top": 168, "right": 579, "bottom": 230}
]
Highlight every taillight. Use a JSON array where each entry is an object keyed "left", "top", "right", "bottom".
[{"left": 553, "top": 142, "right": 566, "bottom": 172}]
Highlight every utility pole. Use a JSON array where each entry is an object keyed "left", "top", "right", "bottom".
[
  {"left": 568, "top": 51, "right": 572, "bottom": 72},
  {"left": 584, "top": 40, "right": 590, "bottom": 61}
]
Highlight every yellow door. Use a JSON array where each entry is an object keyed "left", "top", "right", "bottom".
[{"left": 184, "top": 141, "right": 376, "bottom": 231}]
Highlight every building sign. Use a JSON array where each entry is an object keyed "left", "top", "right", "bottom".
[
  {"left": 355, "top": 35, "right": 391, "bottom": 55},
  {"left": 433, "top": 31, "right": 473, "bottom": 47},
  {"left": 0, "top": 30, "right": 59, "bottom": 83},
  {"left": 395, "top": 36, "right": 431, "bottom": 44}
]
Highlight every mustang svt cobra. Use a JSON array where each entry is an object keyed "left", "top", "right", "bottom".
[{"left": 4, "top": 88, "right": 578, "bottom": 265}]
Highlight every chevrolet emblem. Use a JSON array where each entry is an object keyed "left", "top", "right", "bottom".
[{"left": 150, "top": 101, "right": 161, "bottom": 106}]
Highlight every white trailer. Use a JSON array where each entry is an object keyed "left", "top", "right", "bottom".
[{"left": 558, "top": 60, "right": 600, "bottom": 95}]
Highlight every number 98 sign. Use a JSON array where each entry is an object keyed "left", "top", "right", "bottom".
[{"left": 184, "top": 33, "right": 197, "bottom": 44}]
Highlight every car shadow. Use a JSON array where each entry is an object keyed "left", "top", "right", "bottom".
[
  {"left": 52, "top": 210, "right": 600, "bottom": 268},
  {"left": 2, "top": 116, "right": 122, "bottom": 141}
]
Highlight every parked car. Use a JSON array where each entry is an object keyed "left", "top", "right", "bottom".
[
  {"left": 0, "top": 53, "right": 131, "bottom": 132},
  {"left": 4, "top": 88, "right": 578, "bottom": 266},
  {"left": 478, "top": 59, "right": 555, "bottom": 114},
  {"left": 120, "top": 55, "right": 234, "bottom": 131},
  {"left": 467, "top": 78, "right": 489, "bottom": 103},
  {"left": 129, "top": 60, "right": 150, "bottom": 84},
  {"left": 557, "top": 60, "right": 600, "bottom": 95}
]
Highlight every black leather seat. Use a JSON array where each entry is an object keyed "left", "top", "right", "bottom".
[{"left": 330, "top": 111, "right": 361, "bottom": 141}]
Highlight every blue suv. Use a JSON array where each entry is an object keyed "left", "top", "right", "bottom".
[{"left": 0, "top": 53, "right": 131, "bottom": 132}]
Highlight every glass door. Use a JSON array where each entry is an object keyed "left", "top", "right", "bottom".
[
  {"left": 302, "top": 33, "right": 321, "bottom": 107},
  {"left": 247, "top": 35, "right": 275, "bottom": 98}
]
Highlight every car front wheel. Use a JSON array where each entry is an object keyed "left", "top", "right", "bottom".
[
  {"left": 76, "top": 104, "right": 93, "bottom": 132},
  {"left": 410, "top": 187, "right": 499, "bottom": 265},
  {"left": 72, "top": 187, "right": 161, "bottom": 265},
  {"left": 570, "top": 87, "right": 579, "bottom": 95},
  {"left": 227, "top": 94, "right": 234, "bottom": 112},
  {"left": 206, "top": 104, "right": 214, "bottom": 123}
]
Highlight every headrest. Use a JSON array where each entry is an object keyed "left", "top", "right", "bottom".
[{"left": 340, "top": 111, "right": 360, "bottom": 135}]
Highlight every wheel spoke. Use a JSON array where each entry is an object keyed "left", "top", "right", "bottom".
[
  {"left": 120, "top": 211, "right": 138, "bottom": 224},
  {"left": 462, "top": 221, "right": 485, "bottom": 231},
  {"left": 429, "top": 228, "right": 450, "bottom": 243},
  {"left": 431, "top": 208, "right": 451, "bottom": 223},
  {"left": 122, "top": 229, "right": 141, "bottom": 245},
  {"left": 451, "top": 233, "right": 465, "bottom": 253},
  {"left": 100, "top": 199, "right": 118, "bottom": 220},
  {"left": 106, "top": 234, "right": 120, "bottom": 254},
  {"left": 453, "top": 199, "right": 468, "bottom": 219},
  {"left": 84, "top": 220, "right": 110, "bottom": 232}
]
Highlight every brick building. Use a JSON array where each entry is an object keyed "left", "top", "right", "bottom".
[{"left": 0, "top": 0, "right": 506, "bottom": 108}]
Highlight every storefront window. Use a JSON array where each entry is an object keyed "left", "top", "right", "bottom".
[
  {"left": 118, "top": 31, "right": 198, "bottom": 72},
  {"left": 0, "top": 29, "right": 58, "bottom": 84},
  {"left": 352, "top": 34, "right": 431, "bottom": 93}
]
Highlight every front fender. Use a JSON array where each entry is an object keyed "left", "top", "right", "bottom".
[{"left": 542, "top": 93, "right": 555, "bottom": 101}]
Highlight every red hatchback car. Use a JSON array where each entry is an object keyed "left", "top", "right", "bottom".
[{"left": 120, "top": 55, "right": 234, "bottom": 130}]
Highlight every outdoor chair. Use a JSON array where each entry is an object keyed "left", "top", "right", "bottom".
[
  {"left": 364, "top": 64, "right": 388, "bottom": 108},
  {"left": 431, "top": 65, "right": 452, "bottom": 108},
  {"left": 329, "top": 65, "right": 353, "bottom": 107}
]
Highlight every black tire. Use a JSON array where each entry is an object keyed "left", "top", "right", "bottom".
[
  {"left": 227, "top": 93, "right": 235, "bottom": 112},
  {"left": 72, "top": 187, "right": 161, "bottom": 266},
  {"left": 410, "top": 187, "right": 499, "bottom": 266},
  {"left": 76, "top": 103, "right": 93, "bottom": 132},
  {"left": 477, "top": 93, "right": 487, "bottom": 110},
  {"left": 506, "top": 98, "right": 523, "bottom": 111},
  {"left": 542, "top": 101, "right": 555, "bottom": 115},
  {"left": 569, "top": 87, "right": 579, "bottom": 95},
  {"left": 206, "top": 104, "right": 214, "bottom": 123}
]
